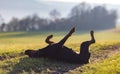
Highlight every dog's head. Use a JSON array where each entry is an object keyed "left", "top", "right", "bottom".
[{"left": 25, "top": 49, "right": 38, "bottom": 57}]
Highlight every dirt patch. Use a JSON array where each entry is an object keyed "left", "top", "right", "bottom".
[{"left": 90, "top": 45, "right": 120, "bottom": 63}]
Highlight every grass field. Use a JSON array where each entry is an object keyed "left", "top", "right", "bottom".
[{"left": 0, "top": 28, "right": 120, "bottom": 74}]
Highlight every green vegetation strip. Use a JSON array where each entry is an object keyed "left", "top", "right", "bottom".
[{"left": 82, "top": 52, "right": 120, "bottom": 74}]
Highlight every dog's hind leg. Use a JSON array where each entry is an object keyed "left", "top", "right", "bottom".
[{"left": 57, "top": 27, "right": 75, "bottom": 47}]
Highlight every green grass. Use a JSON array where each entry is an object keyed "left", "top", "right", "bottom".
[
  {"left": 82, "top": 52, "right": 120, "bottom": 74},
  {"left": 0, "top": 29, "right": 120, "bottom": 74}
]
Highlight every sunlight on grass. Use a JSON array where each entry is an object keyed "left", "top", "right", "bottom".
[
  {"left": 0, "top": 28, "right": 120, "bottom": 73},
  {"left": 82, "top": 52, "right": 120, "bottom": 74}
]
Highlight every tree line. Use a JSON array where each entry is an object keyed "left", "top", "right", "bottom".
[{"left": 0, "top": 2, "right": 117, "bottom": 32}]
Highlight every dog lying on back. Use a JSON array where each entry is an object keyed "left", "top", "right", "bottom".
[{"left": 25, "top": 27, "right": 95, "bottom": 64}]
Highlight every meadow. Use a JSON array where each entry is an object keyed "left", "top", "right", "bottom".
[{"left": 0, "top": 28, "right": 120, "bottom": 74}]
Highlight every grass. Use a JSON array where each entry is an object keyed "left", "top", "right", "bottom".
[
  {"left": 0, "top": 29, "right": 120, "bottom": 74},
  {"left": 82, "top": 52, "right": 120, "bottom": 74}
]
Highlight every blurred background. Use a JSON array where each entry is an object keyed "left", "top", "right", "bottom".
[{"left": 0, "top": 0, "right": 120, "bottom": 32}]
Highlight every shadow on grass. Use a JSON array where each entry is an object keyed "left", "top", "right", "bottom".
[{"left": 8, "top": 57, "right": 82, "bottom": 74}]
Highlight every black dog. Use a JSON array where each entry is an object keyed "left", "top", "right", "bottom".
[{"left": 25, "top": 27, "right": 95, "bottom": 64}]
